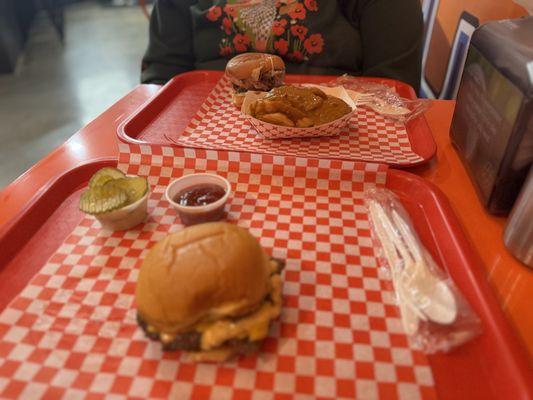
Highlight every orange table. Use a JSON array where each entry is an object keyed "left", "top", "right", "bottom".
[
  {"left": 412, "top": 103, "right": 533, "bottom": 360},
  {"left": 1, "top": 86, "right": 532, "bottom": 361}
]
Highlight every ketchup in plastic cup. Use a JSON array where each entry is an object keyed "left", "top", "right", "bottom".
[{"left": 165, "top": 174, "right": 231, "bottom": 226}]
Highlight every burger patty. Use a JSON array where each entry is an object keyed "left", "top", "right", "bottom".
[
  {"left": 138, "top": 258, "right": 285, "bottom": 352},
  {"left": 233, "top": 70, "right": 285, "bottom": 92},
  {"left": 137, "top": 313, "right": 203, "bottom": 351},
  {"left": 260, "top": 71, "right": 284, "bottom": 89},
  {"left": 138, "top": 313, "right": 266, "bottom": 353},
  {"left": 233, "top": 84, "right": 247, "bottom": 94}
]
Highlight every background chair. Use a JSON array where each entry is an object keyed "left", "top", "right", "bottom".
[
  {"left": 420, "top": 10, "right": 479, "bottom": 99},
  {"left": 439, "top": 11, "right": 479, "bottom": 99},
  {"left": 139, "top": 0, "right": 150, "bottom": 19},
  {"left": 40, "top": 0, "right": 66, "bottom": 42},
  {"left": 420, "top": 0, "right": 440, "bottom": 75}
]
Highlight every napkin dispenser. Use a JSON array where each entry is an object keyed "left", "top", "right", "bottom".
[
  {"left": 450, "top": 17, "right": 533, "bottom": 214},
  {"left": 504, "top": 165, "right": 533, "bottom": 267}
]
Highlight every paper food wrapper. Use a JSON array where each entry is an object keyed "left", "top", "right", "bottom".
[{"left": 241, "top": 85, "right": 357, "bottom": 140}]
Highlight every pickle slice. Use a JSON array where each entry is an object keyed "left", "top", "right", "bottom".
[
  {"left": 88, "top": 167, "right": 126, "bottom": 189},
  {"left": 79, "top": 185, "right": 128, "bottom": 215},
  {"left": 108, "top": 177, "right": 148, "bottom": 204}
]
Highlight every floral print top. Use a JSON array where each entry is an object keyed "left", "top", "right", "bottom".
[
  {"left": 142, "top": 0, "right": 423, "bottom": 91},
  {"left": 205, "top": 0, "right": 324, "bottom": 63}
]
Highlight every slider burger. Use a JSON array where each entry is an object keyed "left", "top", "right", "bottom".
[
  {"left": 135, "top": 222, "right": 284, "bottom": 361},
  {"left": 225, "top": 52, "right": 285, "bottom": 107}
]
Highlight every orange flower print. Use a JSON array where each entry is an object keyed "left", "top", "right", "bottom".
[
  {"left": 272, "top": 19, "right": 287, "bottom": 36},
  {"left": 288, "top": 3, "right": 306, "bottom": 20},
  {"left": 222, "top": 17, "right": 232, "bottom": 35},
  {"left": 223, "top": 4, "right": 238, "bottom": 18},
  {"left": 233, "top": 34, "right": 251, "bottom": 52},
  {"left": 274, "top": 38, "right": 289, "bottom": 55},
  {"left": 220, "top": 45, "right": 233, "bottom": 56},
  {"left": 304, "top": 33, "right": 324, "bottom": 54},
  {"left": 288, "top": 50, "right": 304, "bottom": 62},
  {"left": 206, "top": 6, "right": 222, "bottom": 22},
  {"left": 290, "top": 25, "right": 308, "bottom": 41},
  {"left": 304, "top": 0, "right": 318, "bottom": 11}
]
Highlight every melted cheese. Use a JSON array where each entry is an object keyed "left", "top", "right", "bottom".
[
  {"left": 197, "top": 273, "right": 282, "bottom": 351},
  {"left": 186, "top": 346, "right": 235, "bottom": 362}
]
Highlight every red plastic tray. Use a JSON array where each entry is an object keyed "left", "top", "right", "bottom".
[
  {"left": 117, "top": 71, "right": 436, "bottom": 167},
  {"left": 0, "top": 158, "right": 530, "bottom": 399}
]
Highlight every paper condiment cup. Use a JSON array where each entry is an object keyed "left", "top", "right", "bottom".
[{"left": 95, "top": 188, "right": 150, "bottom": 231}]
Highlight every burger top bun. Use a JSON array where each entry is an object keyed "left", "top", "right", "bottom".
[
  {"left": 136, "top": 222, "right": 271, "bottom": 334},
  {"left": 226, "top": 53, "right": 284, "bottom": 80}
]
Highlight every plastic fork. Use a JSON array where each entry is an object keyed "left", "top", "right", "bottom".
[
  {"left": 347, "top": 90, "right": 411, "bottom": 116},
  {"left": 348, "top": 91, "right": 377, "bottom": 105}
]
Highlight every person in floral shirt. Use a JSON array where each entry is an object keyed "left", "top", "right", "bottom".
[{"left": 141, "top": 0, "right": 423, "bottom": 91}]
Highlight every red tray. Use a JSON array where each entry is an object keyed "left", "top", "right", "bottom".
[
  {"left": 117, "top": 71, "right": 436, "bottom": 167},
  {"left": 0, "top": 158, "right": 530, "bottom": 399}
]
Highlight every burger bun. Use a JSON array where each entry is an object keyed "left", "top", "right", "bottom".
[
  {"left": 136, "top": 222, "right": 272, "bottom": 334},
  {"left": 225, "top": 52, "right": 285, "bottom": 94}
]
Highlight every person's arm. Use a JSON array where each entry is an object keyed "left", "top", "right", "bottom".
[
  {"left": 141, "top": 0, "right": 196, "bottom": 84},
  {"left": 341, "top": 0, "right": 423, "bottom": 91}
]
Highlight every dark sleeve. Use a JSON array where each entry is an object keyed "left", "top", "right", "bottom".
[
  {"left": 341, "top": 0, "right": 423, "bottom": 91},
  {"left": 141, "top": 0, "right": 196, "bottom": 84}
]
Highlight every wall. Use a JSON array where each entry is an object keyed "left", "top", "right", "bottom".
[{"left": 424, "top": 0, "right": 528, "bottom": 97}]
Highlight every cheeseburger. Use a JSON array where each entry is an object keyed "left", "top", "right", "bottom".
[
  {"left": 136, "top": 222, "right": 284, "bottom": 361},
  {"left": 225, "top": 52, "right": 285, "bottom": 107}
]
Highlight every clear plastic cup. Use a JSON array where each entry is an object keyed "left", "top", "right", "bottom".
[{"left": 165, "top": 173, "right": 231, "bottom": 226}]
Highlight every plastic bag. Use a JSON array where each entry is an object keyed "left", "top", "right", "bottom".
[
  {"left": 328, "top": 75, "right": 432, "bottom": 123},
  {"left": 364, "top": 188, "right": 482, "bottom": 353}
]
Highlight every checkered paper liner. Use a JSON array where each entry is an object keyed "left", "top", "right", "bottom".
[
  {"left": 0, "top": 143, "right": 436, "bottom": 400},
  {"left": 166, "top": 76, "right": 423, "bottom": 165}
]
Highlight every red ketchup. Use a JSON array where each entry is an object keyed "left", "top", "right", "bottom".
[
  {"left": 174, "top": 184, "right": 227, "bottom": 225},
  {"left": 175, "top": 184, "right": 226, "bottom": 207}
]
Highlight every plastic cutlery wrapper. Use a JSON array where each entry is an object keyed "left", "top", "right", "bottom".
[
  {"left": 364, "top": 188, "right": 482, "bottom": 354},
  {"left": 322, "top": 74, "right": 432, "bottom": 123}
]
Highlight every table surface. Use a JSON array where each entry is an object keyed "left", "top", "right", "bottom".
[{"left": 1, "top": 84, "right": 532, "bottom": 362}]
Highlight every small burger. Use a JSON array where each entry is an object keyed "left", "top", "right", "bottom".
[
  {"left": 225, "top": 52, "right": 285, "bottom": 107},
  {"left": 135, "top": 222, "right": 284, "bottom": 361}
]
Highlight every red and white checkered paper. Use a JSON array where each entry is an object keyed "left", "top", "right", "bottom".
[
  {"left": 0, "top": 143, "right": 436, "bottom": 400},
  {"left": 167, "top": 76, "right": 423, "bottom": 165}
]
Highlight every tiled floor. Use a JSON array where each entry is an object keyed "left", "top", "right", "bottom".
[{"left": 0, "top": 2, "right": 148, "bottom": 188}]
